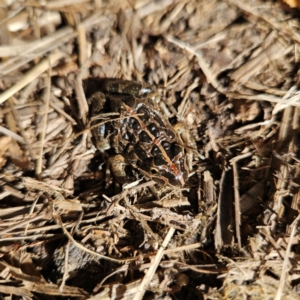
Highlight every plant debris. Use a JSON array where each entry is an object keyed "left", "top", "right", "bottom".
[{"left": 0, "top": 0, "right": 300, "bottom": 299}]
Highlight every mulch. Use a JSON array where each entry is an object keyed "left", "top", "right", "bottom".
[{"left": 0, "top": 0, "right": 300, "bottom": 299}]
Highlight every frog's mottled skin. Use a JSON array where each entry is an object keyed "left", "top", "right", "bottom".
[{"left": 86, "top": 78, "right": 188, "bottom": 187}]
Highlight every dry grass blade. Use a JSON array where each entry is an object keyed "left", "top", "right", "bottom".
[{"left": 0, "top": 50, "right": 64, "bottom": 104}]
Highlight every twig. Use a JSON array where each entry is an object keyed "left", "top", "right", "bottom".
[
  {"left": 133, "top": 227, "right": 176, "bottom": 300},
  {"left": 60, "top": 241, "right": 70, "bottom": 293},
  {"left": 230, "top": 153, "right": 252, "bottom": 251},
  {"left": 275, "top": 214, "right": 300, "bottom": 300},
  {"left": 35, "top": 68, "right": 51, "bottom": 179},
  {"left": 0, "top": 125, "right": 24, "bottom": 143}
]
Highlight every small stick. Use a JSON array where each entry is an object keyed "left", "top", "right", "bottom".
[
  {"left": 133, "top": 227, "right": 176, "bottom": 300},
  {"left": 230, "top": 153, "right": 252, "bottom": 251},
  {"left": 275, "top": 214, "right": 300, "bottom": 300},
  {"left": 35, "top": 70, "right": 51, "bottom": 179}
]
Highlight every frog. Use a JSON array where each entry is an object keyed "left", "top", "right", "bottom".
[{"left": 85, "top": 78, "right": 189, "bottom": 187}]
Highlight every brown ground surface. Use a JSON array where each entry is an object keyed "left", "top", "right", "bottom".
[{"left": 0, "top": 0, "right": 300, "bottom": 299}]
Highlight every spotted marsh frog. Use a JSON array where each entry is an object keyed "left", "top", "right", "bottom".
[{"left": 86, "top": 78, "right": 189, "bottom": 187}]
